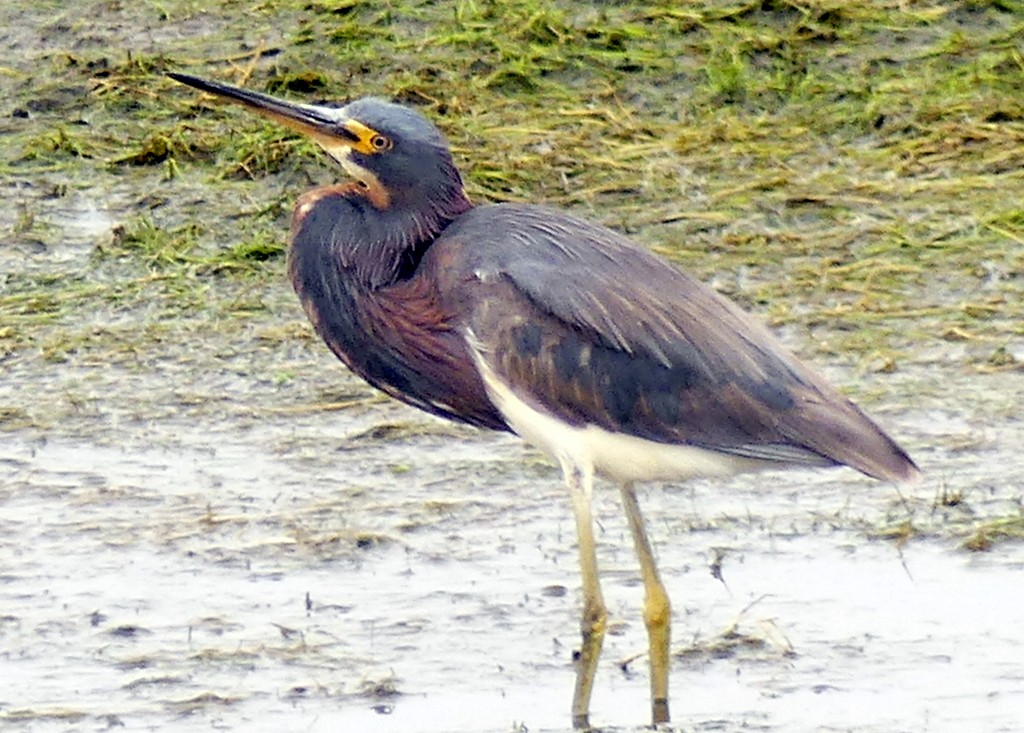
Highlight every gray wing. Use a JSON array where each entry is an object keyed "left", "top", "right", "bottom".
[{"left": 438, "top": 203, "right": 918, "bottom": 483}]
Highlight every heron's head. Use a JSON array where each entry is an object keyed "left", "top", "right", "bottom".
[{"left": 168, "top": 73, "right": 469, "bottom": 219}]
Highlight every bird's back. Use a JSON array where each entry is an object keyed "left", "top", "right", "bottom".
[{"left": 426, "top": 203, "right": 919, "bottom": 484}]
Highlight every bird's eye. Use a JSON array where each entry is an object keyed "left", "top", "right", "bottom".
[{"left": 370, "top": 134, "right": 392, "bottom": 151}]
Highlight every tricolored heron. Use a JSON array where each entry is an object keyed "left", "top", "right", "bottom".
[{"left": 169, "top": 72, "right": 920, "bottom": 729}]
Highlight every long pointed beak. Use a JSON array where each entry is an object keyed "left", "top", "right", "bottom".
[{"left": 168, "top": 72, "right": 361, "bottom": 148}]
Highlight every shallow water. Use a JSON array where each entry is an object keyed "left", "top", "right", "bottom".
[{"left": 2, "top": 386, "right": 1022, "bottom": 732}]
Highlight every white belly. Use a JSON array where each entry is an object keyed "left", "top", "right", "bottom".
[{"left": 477, "top": 358, "right": 768, "bottom": 484}]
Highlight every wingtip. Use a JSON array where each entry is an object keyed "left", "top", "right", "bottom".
[
  {"left": 869, "top": 445, "right": 921, "bottom": 485},
  {"left": 896, "top": 460, "right": 923, "bottom": 486}
]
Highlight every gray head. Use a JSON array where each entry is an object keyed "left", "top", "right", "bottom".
[
  {"left": 167, "top": 74, "right": 469, "bottom": 220},
  {"left": 330, "top": 97, "right": 467, "bottom": 216}
]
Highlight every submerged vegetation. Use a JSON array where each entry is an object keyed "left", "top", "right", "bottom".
[{"left": 1, "top": 0, "right": 1022, "bottom": 544}]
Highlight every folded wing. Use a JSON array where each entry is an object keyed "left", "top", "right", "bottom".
[{"left": 438, "top": 203, "right": 919, "bottom": 483}]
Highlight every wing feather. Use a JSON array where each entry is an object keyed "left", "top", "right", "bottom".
[{"left": 437, "top": 203, "right": 918, "bottom": 482}]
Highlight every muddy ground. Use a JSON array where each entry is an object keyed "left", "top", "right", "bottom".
[{"left": 1, "top": 2, "right": 1022, "bottom": 732}]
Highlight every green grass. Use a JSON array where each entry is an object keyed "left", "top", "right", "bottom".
[{"left": 3, "top": 0, "right": 1021, "bottom": 356}]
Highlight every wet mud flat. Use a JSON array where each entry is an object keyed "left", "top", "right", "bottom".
[{"left": 1, "top": 358, "right": 1023, "bottom": 733}]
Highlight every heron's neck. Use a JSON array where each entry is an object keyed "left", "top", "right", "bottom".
[
  {"left": 290, "top": 184, "right": 472, "bottom": 292},
  {"left": 380, "top": 191, "right": 473, "bottom": 284}
]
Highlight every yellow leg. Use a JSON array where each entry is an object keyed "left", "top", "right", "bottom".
[
  {"left": 564, "top": 462, "right": 607, "bottom": 730},
  {"left": 620, "top": 482, "right": 671, "bottom": 725}
]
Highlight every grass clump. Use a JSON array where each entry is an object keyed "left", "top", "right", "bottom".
[{"left": 962, "top": 515, "right": 1024, "bottom": 551}]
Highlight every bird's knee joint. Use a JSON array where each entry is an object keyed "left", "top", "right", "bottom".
[
  {"left": 643, "top": 593, "right": 671, "bottom": 630},
  {"left": 581, "top": 603, "right": 608, "bottom": 637}
]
